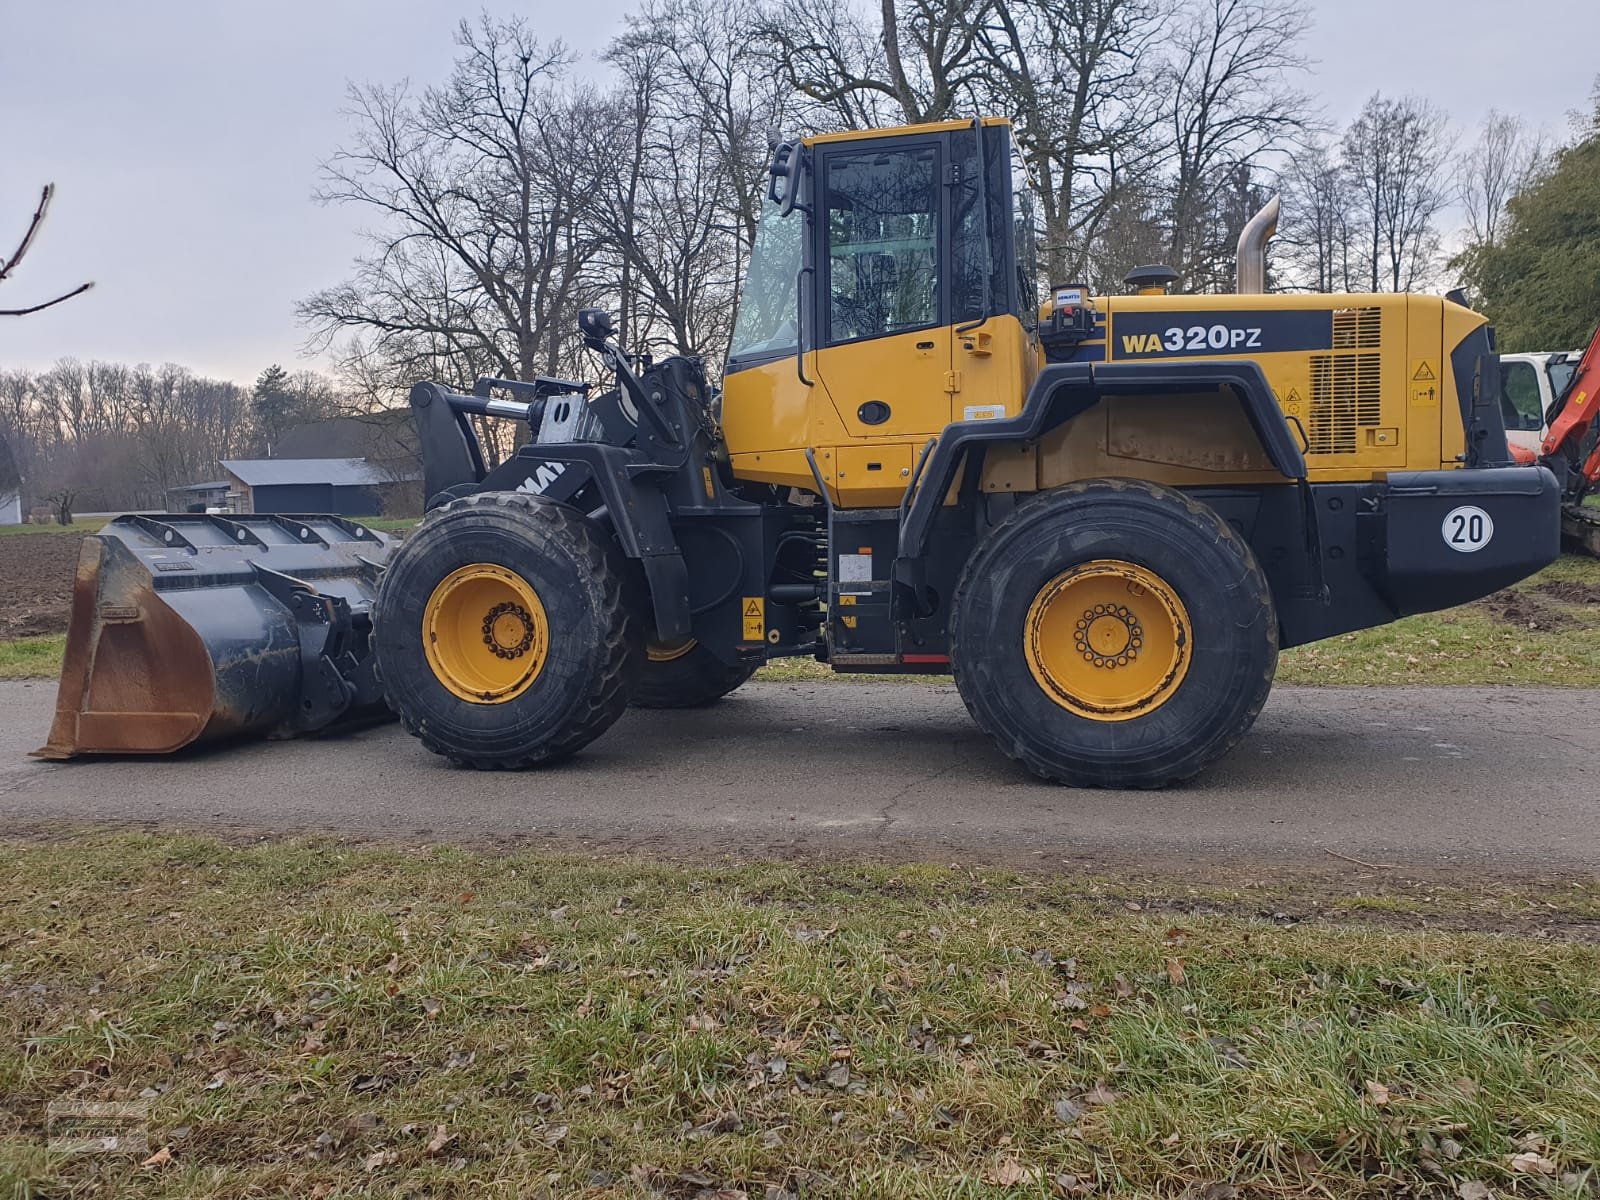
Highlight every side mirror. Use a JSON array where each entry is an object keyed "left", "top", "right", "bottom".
[
  {"left": 578, "top": 308, "right": 615, "bottom": 345},
  {"left": 766, "top": 140, "right": 805, "bottom": 218}
]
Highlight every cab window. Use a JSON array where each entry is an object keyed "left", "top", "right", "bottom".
[
  {"left": 727, "top": 199, "right": 802, "bottom": 367},
  {"left": 823, "top": 146, "right": 939, "bottom": 345},
  {"left": 1500, "top": 361, "right": 1544, "bottom": 430}
]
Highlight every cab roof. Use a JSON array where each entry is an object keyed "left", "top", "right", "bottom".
[{"left": 803, "top": 116, "right": 1010, "bottom": 148}]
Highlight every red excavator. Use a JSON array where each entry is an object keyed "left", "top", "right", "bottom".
[{"left": 1509, "top": 324, "right": 1600, "bottom": 555}]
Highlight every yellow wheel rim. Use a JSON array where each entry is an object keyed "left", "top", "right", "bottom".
[
  {"left": 423, "top": 563, "right": 549, "bottom": 704},
  {"left": 647, "top": 638, "right": 697, "bottom": 663},
  {"left": 1023, "top": 559, "right": 1191, "bottom": 722}
]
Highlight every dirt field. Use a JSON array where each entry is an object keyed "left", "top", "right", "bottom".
[{"left": 0, "top": 532, "right": 81, "bottom": 639}]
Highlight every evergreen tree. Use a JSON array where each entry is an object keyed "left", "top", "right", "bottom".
[
  {"left": 1467, "top": 100, "right": 1600, "bottom": 351},
  {"left": 252, "top": 364, "right": 295, "bottom": 453}
]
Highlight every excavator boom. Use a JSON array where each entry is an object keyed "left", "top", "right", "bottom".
[
  {"left": 1541, "top": 323, "right": 1600, "bottom": 474},
  {"left": 1536, "top": 323, "right": 1600, "bottom": 554}
]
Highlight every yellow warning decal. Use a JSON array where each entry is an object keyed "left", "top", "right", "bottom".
[
  {"left": 1412, "top": 360, "right": 1437, "bottom": 382},
  {"left": 741, "top": 596, "right": 765, "bottom": 641},
  {"left": 701, "top": 466, "right": 716, "bottom": 500}
]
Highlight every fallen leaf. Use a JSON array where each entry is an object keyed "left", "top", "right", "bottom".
[
  {"left": 1114, "top": 974, "right": 1135, "bottom": 999},
  {"left": 1161, "top": 1132, "right": 1180, "bottom": 1148},
  {"left": 1209, "top": 1035, "right": 1253, "bottom": 1069},
  {"left": 1290, "top": 1149, "right": 1320, "bottom": 1174},
  {"left": 140, "top": 1146, "right": 173, "bottom": 1169},
  {"left": 540, "top": 1124, "right": 569, "bottom": 1147},
  {"left": 987, "top": 1159, "right": 1030, "bottom": 1186},
  {"left": 1440, "top": 1137, "right": 1464, "bottom": 1161},
  {"left": 1084, "top": 1082, "right": 1118, "bottom": 1106},
  {"left": 363, "top": 1149, "right": 397, "bottom": 1170},
  {"left": 1508, "top": 1152, "right": 1556, "bottom": 1176},
  {"left": 1364, "top": 1080, "right": 1391, "bottom": 1106},
  {"left": 1165, "top": 958, "right": 1185, "bottom": 985},
  {"left": 425, "top": 1125, "right": 455, "bottom": 1156},
  {"left": 692, "top": 1111, "right": 743, "bottom": 1136},
  {"left": 420, "top": 997, "right": 442, "bottom": 1019},
  {"left": 825, "top": 1062, "right": 850, "bottom": 1089},
  {"left": 1053, "top": 1098, "right": 1083, "bottom": 1125},
  {"left": 1456, "top": 1182, "right": 1493, "bottom": 1200},
  {"left": 1196, "top": 1186, "right": 1238, "bottom": 1200}
]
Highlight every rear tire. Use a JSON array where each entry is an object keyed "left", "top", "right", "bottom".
[
  {"left": 951, "top": 478, "right": 1277, "bottom": 788},
  {"left": 632, "top": 640, "right": 758, "bottom": 708},
  {"left": 373, "top": 492, "right": 642, "bottom": 768}
]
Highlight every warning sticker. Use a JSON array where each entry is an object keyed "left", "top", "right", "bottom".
[
  {"left": 741, "top": 596, "right": 765, "bottom": 641},
  {"left": 1412, "top": 360, "right": 1437, "bottom": 382},
  {"left": 839, "top": 553, "right": 872, "bottom": 583}
]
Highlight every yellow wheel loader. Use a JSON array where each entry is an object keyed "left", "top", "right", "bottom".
[{"left": 40, "top": 117, "right": 1565, "bottom": 787}]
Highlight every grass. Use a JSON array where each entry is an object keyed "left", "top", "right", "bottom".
[
  {"left": 0, "top": 636, "right": 64, "bottom": 681},
  {"left": 0, "top": 833, "right": 1595, "bottom": 1198},
  {"left": 0, "top": 519, "right": 112, "bottom": 538}
]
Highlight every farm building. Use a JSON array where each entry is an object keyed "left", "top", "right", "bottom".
[
  {"left": 216, "top": 458, "right": 405, "bottom": 516},
  {"left": 165, "top": 480, "right": 231, "bottom": 513}
]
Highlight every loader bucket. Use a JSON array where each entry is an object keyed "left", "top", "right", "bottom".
[{"left": 33, "top": 514, "right": 393, "bottom": 759}]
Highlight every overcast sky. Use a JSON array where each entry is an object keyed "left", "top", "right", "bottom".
[{"left": 1, "top": 0, "right": 1594, "bottom": 383}]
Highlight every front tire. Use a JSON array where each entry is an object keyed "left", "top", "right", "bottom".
[
  {"left": 373, "top": 492, "right": 642, "bottom": 768},
  {"left": 950, "top": 478, "right": 1277, "bottom": 788}
]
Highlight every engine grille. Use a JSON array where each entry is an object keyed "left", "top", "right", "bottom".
[{"left": 1307, "top": 308, "right": 1383, "bottom": 454}]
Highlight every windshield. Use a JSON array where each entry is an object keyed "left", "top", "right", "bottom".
[
  {"left": 1549, "top": 360, "right": 1577, "bottom": 401},
  {"left": 728, "top": 198, "right": 802, "bottom": 366}
]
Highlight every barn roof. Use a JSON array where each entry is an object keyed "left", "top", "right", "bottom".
[{"left": 219, "top": 458, "right": 391, "bottom": 487}]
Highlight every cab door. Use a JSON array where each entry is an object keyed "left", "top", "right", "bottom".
[{"left": 812, "top": 137, "right": 953, "bottom": 448}]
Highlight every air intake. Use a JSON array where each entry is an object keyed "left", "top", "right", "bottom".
[{"left": 1306, "top": 308, "right": 1383, "bottom": 454}]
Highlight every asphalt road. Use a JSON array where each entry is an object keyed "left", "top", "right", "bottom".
[{"left": 3, "top": 679, "right": 1597, "bottom": 878}]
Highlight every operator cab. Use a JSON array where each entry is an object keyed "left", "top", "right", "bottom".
[{"left": 721, "top": 118, "right": 1040, "bottom": 507}]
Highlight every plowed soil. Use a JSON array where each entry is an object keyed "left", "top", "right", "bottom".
[
  {"left": 1473, "top": 588, "right": 1578, "bottom": 631},
  {"left": 1536, "top": 579, "right": 1600, "bottom": 605},
  {"left": 0, "top": 534, "right": 82, "bottom": 638}
]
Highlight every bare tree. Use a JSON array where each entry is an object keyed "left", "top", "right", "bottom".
[
  {"left": 299, "top": 16, "right": 592, "bottom": 405},
  {"left": 1343, "top": 93, "right": 1454, "bottom": 292},
  {"left": 1158, "top": 0, "right": 1313, "bottom": 287},
  {"left": 0, "top": 185, "right": 94, "bottom": 316},
  {"left": 1458, "top": 110, "right": 1548, "bottom": 251},
  {"left": 977, "top": 0, "right": 1168, "bottom": 284},
  {"left": 1276, "top": 139, "right": 1355, "bottom": 292},
  {"left": 756, "top": 0, "right": 997, "bottom": 126}
]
